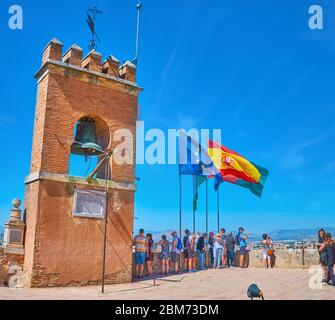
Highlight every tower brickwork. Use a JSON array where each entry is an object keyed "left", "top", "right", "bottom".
[{"left": 24, "top": 38, "right": 142, "bottom": 288}]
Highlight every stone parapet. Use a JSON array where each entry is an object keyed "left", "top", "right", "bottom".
[
  {"left": 248, "top": 249, "right": 319, "bottom": 269},
  {"left": 0, "top": 246, "right": 25, "bottom": 286},
  {"left": 131, "top": 249, "right": 320, "bottom": 277}
]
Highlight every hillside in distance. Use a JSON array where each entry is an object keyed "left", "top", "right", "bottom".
[{"left": 144, "top": 227, "right": 335, "bottom": 242}]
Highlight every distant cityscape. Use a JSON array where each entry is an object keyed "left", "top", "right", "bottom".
[
  {"left": 144, "top": 227, "right": 335, "bottom": 250},
  {"left": 249, "top": 240, "right": 317, "bottom": 250},
  {"left": 1, "top": 227, "right": 334, "bottom": 250}
]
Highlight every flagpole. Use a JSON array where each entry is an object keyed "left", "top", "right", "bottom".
[
  {"left": 206, "top": 178, "right": 208, "bottom": 235},
  {"left": 179, "top": 174, "right": 182, "bottom": 239},
  {"left": 193, "top": 175, "right": 196, "bottom": 235},
  {"left": 217, "top": 187, "right": 220, "bottom": 233},
  {"left": 193, "top": 208, "right": 196, "bottom": 234},
  {"left": 101, "top": 154, "right": 112, "bottom": 294},
  {"left": 205, "top": 177, "right": 209, "bottom": 268},
  {"left": 179, "top": 172, "right": 183, "bottom": 270},
  {"left": 134, "top": 0, "right": 143, "bottom": 65},
  {"left": 178, "top": 129, "right": 183, "bottom": 270}
]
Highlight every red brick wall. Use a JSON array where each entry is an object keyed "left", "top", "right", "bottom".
[
  {"left": 25, "top": 180, "right": 134, "bottom": 287},
  {"left": 23, "top": 180, "right": 41, "bottom": 285},
  {"left": 30, "top": 76, "right": 48, "bottom": 174},
  {"left": 30, "top": 66, "right": 139, "bottom": 182}
]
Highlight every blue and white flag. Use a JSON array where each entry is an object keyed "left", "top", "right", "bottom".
[{"left": 178, "top": 130, "right": 219, "bottom": 177}]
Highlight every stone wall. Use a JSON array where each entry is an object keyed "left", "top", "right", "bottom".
[
  {"left": 0, "top": 247, "right": 25, "bottom": 286},
  {"left": 132, "top": 249, "right": 320, "bottom": 276},
  {"left": 248, "top": 249, "right": 319, "bottom": 269}
]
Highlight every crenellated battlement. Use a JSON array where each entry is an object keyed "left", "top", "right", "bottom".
[{"left": 42, "top": 37, "right": 137, "bottom": 83}]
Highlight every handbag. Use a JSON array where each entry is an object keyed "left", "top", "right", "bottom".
[
  {"left": 267, "top": 249, "right": 274, "bottom": 256},
  {"left": 150, "top": 243, "right": 156, "bottom": 253},
  {"left": 320, "top": 251, "right": 328, "bottom": 266}
]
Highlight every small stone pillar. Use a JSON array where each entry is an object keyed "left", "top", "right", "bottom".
[{"left": 2, "top": 199, "right": 25, "bottom": 249}]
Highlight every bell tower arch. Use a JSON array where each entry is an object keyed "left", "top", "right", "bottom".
[
  {"left": 69, "top": 115, "right": 110, "bottom": 178},
  {"left": 23, "top": 39, "right": 142, "bottom": 288}
]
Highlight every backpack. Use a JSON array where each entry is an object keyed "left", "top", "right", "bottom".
[
  {"left": 176, "top": 238, "right": 183, "bottom": 251},
  {"left": 183, "top": 235, "right": 190, "bottom": 248},
  {"left": 150, "top": 240, "right": 156, "bottom": 253},
  {"left": 320, "top": 251, "right": 328, "bottom": 267},
  {"left": 235, "top": 234, "right": 241, "bottom": 246}
]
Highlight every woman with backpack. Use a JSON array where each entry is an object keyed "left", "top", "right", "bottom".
[
  {"left": 145, "top": 233, "right": 155, "bottom": 277},
  {"left": 183, "top": 230, "right": 195, "bottom": 272}
]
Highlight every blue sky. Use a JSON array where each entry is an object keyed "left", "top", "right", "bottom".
[{"left": 0, "top": 0, "right": 334, "bottom": 235}]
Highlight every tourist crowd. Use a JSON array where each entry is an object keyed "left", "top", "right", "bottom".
[
  {"left": 133, "top": 227, "right": 335, "bottom": 287},
  {"left": 133, "top": 227, "right": 259, "bottom": 279}
]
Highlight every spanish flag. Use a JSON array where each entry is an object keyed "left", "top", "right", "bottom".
[{"left": 208, "top": 140, "right": 269, "bottom": 197}]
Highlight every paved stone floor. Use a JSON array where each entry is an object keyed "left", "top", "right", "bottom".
[{"left": 0, "top": 268, "right": 334, "bottom": 300}]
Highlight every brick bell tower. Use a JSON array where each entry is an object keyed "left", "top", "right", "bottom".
[{"left": 23, "top": 38, "right": 142, "bottom": 288}]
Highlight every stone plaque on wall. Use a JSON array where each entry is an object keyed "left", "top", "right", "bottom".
[
  {"left": 9, "top": 229, "right": 23, "bottom": 243},
  {"left": 73, "top": 188, "right": 107, "bottom": 219}
]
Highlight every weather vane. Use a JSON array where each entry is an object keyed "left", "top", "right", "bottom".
[{"left": 86, "top": 6, "right": 103, "bottom": 51}]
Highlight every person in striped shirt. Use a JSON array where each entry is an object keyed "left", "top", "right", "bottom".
[{"left": 133, "top": 228, "right": 147, "bottom": 279}]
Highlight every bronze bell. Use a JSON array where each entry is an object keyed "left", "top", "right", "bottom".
[{"left": 71, "top": 118, "right": 104, "bottom": 156}]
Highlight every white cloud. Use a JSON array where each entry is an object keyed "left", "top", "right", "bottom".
[
  {"left": 280, "top": 152, "right": 305, "bottom": 170},
  {"left": 279, "top": 131, "right": 334, "bottom": 171},
  {"left": 176, "top": 113, "right": 201, "bottom": 129}
]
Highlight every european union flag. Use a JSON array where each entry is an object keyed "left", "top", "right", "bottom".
[{"left": 178, "top": 130, "right": 217, "bottom": 176}]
